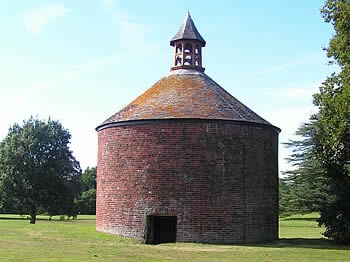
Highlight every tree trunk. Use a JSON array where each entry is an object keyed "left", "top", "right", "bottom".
[{"left": 30, "top": 207, "right": 37, "bottom": 224}]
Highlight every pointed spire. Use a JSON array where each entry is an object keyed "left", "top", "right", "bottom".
[{"left": 170, "top": 12, "right": 206, "bottom": 47}]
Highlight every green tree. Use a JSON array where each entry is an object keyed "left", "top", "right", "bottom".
[
  {"left": 80, "top": 166, "right": 96, "bottom": 191},
  {"left": 314, "top": 0, "right": 350, "bottom": 243},
  {"left": 75, "top": 166, "right": 96, "bottom": 215},
  {"left": 284, "top": 0, "right": 350, "bottom": 243},
  {"left": 280, "top": 123, "right": 332, "bottom": 216},
  {"left": 0, "top": 117, "right": 81, "bottom": 224},
  {"left": 279, "top": 179, "right": 297, "bottom": 216},
  {"left": 312, "top": 73, "right": 350, "bottom": 242},
  {"left": 321, "top": 0, "right": 350, "bottom": 67},
  {"left": 75, "top": 188, "right": 96, "bottom": 215}
]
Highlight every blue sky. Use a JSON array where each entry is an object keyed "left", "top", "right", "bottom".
[{"left": 0, "top": 0, "right": 337, "bottom": 173}]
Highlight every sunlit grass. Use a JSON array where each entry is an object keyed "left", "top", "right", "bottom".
[
  {"left": 0, "top": 213, "right": 349, "bottom": 262},
  {"left": 279, "top": 212, "right": 325, "bottom": 239}
]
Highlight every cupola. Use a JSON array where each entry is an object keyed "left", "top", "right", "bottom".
[{"left": 170, "top": 12, "right": 206, "bottom": 72}]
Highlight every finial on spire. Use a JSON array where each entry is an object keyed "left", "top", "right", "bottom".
[{"left": 170, "top": 13, "right": 206, "bottom": 72}]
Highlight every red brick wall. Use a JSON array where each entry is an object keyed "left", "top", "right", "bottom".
[{"left": 96, "top": 120, "right": 279, "bottom": 243}]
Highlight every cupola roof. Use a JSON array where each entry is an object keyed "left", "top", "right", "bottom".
[{"left": 170, "top": 12, "right": 206, "bottom": 47}]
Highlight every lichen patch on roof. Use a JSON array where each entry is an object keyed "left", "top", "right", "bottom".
[{"left": 98, "top": 69, "right": 273, "bottom": 129}]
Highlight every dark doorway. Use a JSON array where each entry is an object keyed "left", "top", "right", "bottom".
[{"left": 146, "top": 215, "right": 177, "bottom": 244}]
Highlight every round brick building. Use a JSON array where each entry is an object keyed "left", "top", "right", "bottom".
[{"left": 96, "top": 13, "right": 280, "bottom": 244}]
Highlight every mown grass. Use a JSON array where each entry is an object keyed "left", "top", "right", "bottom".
[
  {"left": 0, "top": 213, "right": 349, "bottom": 261},
  {"left": 279, "top": 213, "right": 325, "bottom": 239}
]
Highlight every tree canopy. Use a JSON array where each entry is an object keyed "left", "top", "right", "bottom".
[
  {"left": 75, "top": 166, "right": 96, "bottom": 215},
  {"left": 281, "top": 0, "right": 350, "bottom": 243},
  {"left": 316, "top": 0, "right": 350, "bottom": 243},
  {"left": 0, "top": 117, "right": 81, "bottom": 224},
  {"left": 280, "top": 124, "right": 332, "bottom": 216},
  {"left": 80, "top": 166, "right": 96, "bottom": 192}
]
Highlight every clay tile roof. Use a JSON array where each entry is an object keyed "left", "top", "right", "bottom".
[
  {"left": 170, "top": 12, "right": 206, "bottom": 47},
  {"left": 97, "top": 69, "right": 276, "bottom": 130}
]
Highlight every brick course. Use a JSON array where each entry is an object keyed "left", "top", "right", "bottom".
[{"left": 96, "top": 119, "right": 278, "bottom": 243}]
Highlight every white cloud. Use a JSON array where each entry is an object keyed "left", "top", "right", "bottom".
[
  {"left": 238, "top": 53, "right": 324, "bottom": 79},
  {"left": 264, "top": 106, "right": 316, "bottom": 141},
  {"left": 282, "top": 82, "right": 320, "bottom": 99},
  {"left": 285, "top": 87, "right": 313, "bottom": 99},
  {"left": 0, "top": 53, "right": 131, "bottom": 169},
  {"left": 70, "top": 54, "right": 131, "bottom": 76},
  {"left": 117, "top": 20, "right": 150, "bottom": 51},
  {"left": 102, "top": 2, "right": 151, "bottom": 54},
  {"left": 257, "top": 53, "right": 324, "bottom": 75},
  {"left": 263, "top": 106, "right": 318, "bottom": 174},
  {"left": 103, "top": 0, "right": 118, "bottom": 7},
  {"left": 24, "top": 4, "right": 70, "bottom": 34},
  {"left": 26, "top": 54, "right": 129, "bottom": 98}
]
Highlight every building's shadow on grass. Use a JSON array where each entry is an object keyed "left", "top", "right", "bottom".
[
  {"left": 0, "top": 216, "right": 61, "bottom": 221},
  {"left": 282, "top": 217, "right": 318, "bottom": 221},
  {"left": 246, "top": 238, "right": 350, "bottom": 250},
  {"left": 0, "top": 216, "right": 29, "bottom": 220},
  {"left": 0, "top": 215, "right": 94, "bottom": 222}
]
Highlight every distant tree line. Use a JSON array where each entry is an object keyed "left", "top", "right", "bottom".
[
  {"left": 0, "top": 117, "right": 96, "bottom": 224},
  {"left": 74, "top": 166, "right": 96, "bottom": 215},
  {"left": 279, "top": 0, "right": 349, "bottom": 243}
]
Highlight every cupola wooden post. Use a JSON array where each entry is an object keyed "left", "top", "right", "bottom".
[{"left": 170, "top": 12, "right": 206, "bottom": 72}]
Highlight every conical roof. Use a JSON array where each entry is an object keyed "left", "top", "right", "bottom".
[
  {"left": 170, "top": 12, "right": 206, "bottom": 47},
  {"left": 97, "top": 69, "right": 276, "bottom": 130}
]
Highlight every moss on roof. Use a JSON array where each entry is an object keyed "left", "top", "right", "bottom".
[{"left": 98, "top": 69, "right": 274, "bottom": 129}]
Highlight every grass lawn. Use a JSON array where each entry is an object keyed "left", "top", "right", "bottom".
[{"left": 0, "top": 213, "right": 349, "bottom": 262}]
